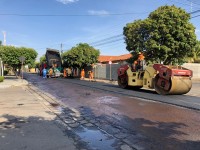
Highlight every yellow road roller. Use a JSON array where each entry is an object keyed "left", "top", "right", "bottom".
[{"left": 117, "top": 63, "right": 193, "bottom": 95}]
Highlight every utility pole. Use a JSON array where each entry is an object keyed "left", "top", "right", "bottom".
[
  {"left": 61, "top": 43, "right": 63, "bottom": 54},
  {"left": 190, "top": 0, "right": 193, "bottom": 12},
  {"left": 2, "top": 31, "right": 6, "bottom": 46},
  {"left": 0, "top": 31, "right": 6, "bottom": 76}
]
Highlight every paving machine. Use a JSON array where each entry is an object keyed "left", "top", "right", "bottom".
[{"left": 117, "top": 58, "right": 193, "bottom": 95}]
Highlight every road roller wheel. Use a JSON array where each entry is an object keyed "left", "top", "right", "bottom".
[
  {"left": 118, "top": 73, "right": 128, "bottom": 89},
  {"left": 154, "top": 74, "right": 172, "bottom": 95},
  {"left": 154, "top": 74, "right": 192, "bottom": 95}
]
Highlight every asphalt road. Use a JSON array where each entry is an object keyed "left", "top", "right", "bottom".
[{"left": 25, "top": 73, "right": 200, "bottom": 150}]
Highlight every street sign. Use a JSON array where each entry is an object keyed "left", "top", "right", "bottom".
[{"left": 19, "top": 56, "right": 25, "bottom": 62}]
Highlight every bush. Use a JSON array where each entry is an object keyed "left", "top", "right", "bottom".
[
  {"left": 0, "top": 76, "right": 4, "bottom": 82},
  {"left": 4, "top": 70, "right": 8, "bottom": 75}
]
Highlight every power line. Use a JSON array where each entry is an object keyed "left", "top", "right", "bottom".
[
  {"left": 185, "top": 0, "right": 200, "bottom": 6},
  {"left": 34, "top": 8, "right": 199, "bottom": 53},
  {"left": 190, "top": 9, "right": 200, "bottom": 14},
  {"left": 191, "top": 14, "right": 200, "bottom": 18},
  {"left": 167, "top": 0, "right": 200, "bottom": 8},
  {"left": 89, "top": 34, "right": 123, "bottom": 45},
  {"left": 91, "top": 38, "right": 124, "bottom": 47},
  {"left": 0, "top": 12, "right": 149, "bottom": 17}
]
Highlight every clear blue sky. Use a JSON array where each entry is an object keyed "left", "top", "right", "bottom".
[{"left": 0, "top": 0, "right": 199, "bottom": 60}]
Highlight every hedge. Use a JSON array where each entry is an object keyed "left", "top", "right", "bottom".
[{"left": 0, "top": 76, "right": 4, "bottom": 82}]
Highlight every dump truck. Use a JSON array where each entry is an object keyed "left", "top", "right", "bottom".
[
  {"left": 117, "top": 54, "right": 193, "bottom": 95},
  {"left": 45, "top": 48, "right": 62, "bottom": 78}
]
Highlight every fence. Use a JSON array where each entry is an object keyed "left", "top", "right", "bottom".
[{"left": 92, "top": 63, "right": 122, "bottom": 81}]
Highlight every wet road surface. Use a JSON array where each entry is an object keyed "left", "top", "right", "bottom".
[{"left": 25, "top": 73, "right": 200, "bottom": 150}]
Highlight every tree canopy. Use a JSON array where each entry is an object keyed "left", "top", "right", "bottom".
[
  {"left": 0, "top": 46, "right": 38, "bottom": 70},
  {"left": 193, "top": 40, "right": 200, "bottom": 60},
  {"left": 123, "top": 5, "right": 197, "bottom": 65},
  {"left": 62, "top": 43, "right": 100, "bottom": 69},
  {"left": 39, "top": 55, "right": 46, "bottom": 63}
]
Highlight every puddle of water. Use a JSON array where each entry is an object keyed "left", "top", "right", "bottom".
[
  {"left": 56, "top": 106, "right": 64, "bottom": 112},
  {"left": 97, "top": 96, "right": 119, "bottom": 104},
  {"left": 77, "top": 127, "right": 115, "bottom": 150}
]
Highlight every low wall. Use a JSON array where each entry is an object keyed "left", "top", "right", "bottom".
[{"left": 182, "top": 63, "right": 200, "bottom": 79}]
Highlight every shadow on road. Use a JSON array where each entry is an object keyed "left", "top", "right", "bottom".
[
  {"left": 78, "top": 106, "right": 200, "bottom": 150},
  {"left": 0, "top": 114, "right": 76, "bottom": 150}
]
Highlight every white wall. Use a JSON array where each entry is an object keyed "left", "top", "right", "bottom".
[{"left": 182, "top": 63, "right": 200, "bottom": 79}]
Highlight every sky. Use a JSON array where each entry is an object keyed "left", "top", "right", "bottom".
[{"left": 0, "top": 0, "right": 199, "bottom": 60}]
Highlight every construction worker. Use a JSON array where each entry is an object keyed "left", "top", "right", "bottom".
[
  {"left": 89, "top": 70, "right": 94, "bottom": 81},
  {"left": 63, "top": 68, "right": 67, "bottom": 78},
  {"left": 138, "top": 52, "right": 145, "bottom": 61},
  {"left": 80, "top": 69, "right": 85, "bottom": 80},
  {"left": 131, "top": 61, "right": 138, "bottom": 72},
  {"left": 42, "top": 67, "right": 47, "bottom": 78},
  {"left": 48, "top": 67, "right": 53, "bottom": 78},
  {"left": 137, "top": 52, "right": 145, "bottom": 70}
]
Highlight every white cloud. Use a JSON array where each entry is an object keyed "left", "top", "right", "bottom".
[
  {"left": 88, "top": 10, "right": 109, "bottom": 16},
  {"left": 56, "top": 0, "right": 79, "bottom": 4}
]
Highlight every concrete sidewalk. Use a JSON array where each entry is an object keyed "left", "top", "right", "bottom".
[
  {"left": 0, "top": 77, "right": 77, "bottom": 150},
  {"left": 0, "top": 75, "right": 28, "bottom": 89}
]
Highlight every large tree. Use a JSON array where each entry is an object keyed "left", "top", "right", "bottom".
[
  {"left": 124, "top": 5, "right": 197, "bottom": 65},
  {"left": 193, "top": 40, "right": 200, "bottom": 60},
  {"left": 0, "top": 46, "right": 38, "bottom": 70},
  {"left": 62, "top": 43, "right": 100, "bottom": 69}
]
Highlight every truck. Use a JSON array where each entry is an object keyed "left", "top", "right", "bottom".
[{"left": 45, "top": 48, "right": 63, "bottom": 78}]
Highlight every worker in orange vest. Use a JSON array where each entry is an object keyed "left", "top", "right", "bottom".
[
  {"left": 137, "top": 52, "right": 145, "bottom": 70},
  {"left": 80, "top": 69, "right": 85, "bottom": 80},
  {"left": 63, "top": 68, "right": 67, "bottom": 78}
]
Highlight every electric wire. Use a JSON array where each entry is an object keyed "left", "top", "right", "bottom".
[
  {"left": 185, "top": 0, "right": 200, "bottom": 6},
  {"left": 0, "top": 12, "right": 149, "bottom": 17},
  {"left": 31, "top": 7, "right": 199, "bottom": 54}
]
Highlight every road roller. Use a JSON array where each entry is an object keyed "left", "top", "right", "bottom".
[{"left": 117, "top": 63, "right": 193, "bottom": 95}]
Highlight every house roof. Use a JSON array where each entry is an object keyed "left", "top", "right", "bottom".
[{"left": 98, "top": 54, "right": 132, "bottom": 63}]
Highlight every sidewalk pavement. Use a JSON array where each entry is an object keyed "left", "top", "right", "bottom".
[
  {"left": 0, "top": 76, "right": 77, "bottom": 150},
  {"left": 0, "top": 75, "right": 28, "bottom": 89}
]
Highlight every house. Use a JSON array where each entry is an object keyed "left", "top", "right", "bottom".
[{"left": 98, "top": 54, "right": 132, "bottom": 64}]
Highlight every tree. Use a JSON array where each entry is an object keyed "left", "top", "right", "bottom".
[
  {"left": 62, "top": 43, "right": 100, "bottom": 69},
  {"left": 193, "top": 40, "right": 200, "bottom": 60},
  {"left": 0, "top": 46, "right": 38, "bottom": 71},
  {"left": 39, "top": 55, "right": 46, "bottom": 63},
  {"left": 124, "top": 5, "right": 197, "bottom": 65}
]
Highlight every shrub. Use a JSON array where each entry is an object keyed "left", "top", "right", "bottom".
[{"left": 0, "top": 76, "right": 4, "bottom": 82}]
